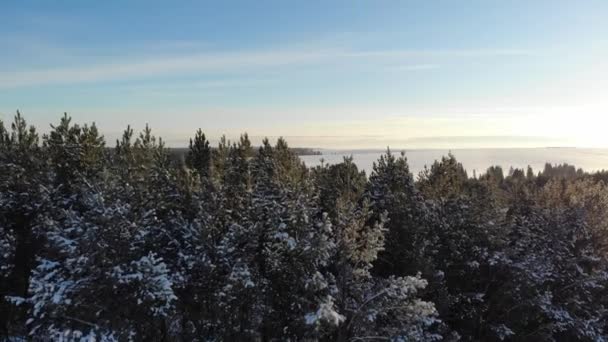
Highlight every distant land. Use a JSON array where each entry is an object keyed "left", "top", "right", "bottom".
[
  {"left": 168, "top": 147, "right": 321, "bottom": 160},
  {"left": 165, "top": 146, "right": 608, "bottom": 177},
  {"left": 300, "top": 147, "right": 608, "bottom": 176}
]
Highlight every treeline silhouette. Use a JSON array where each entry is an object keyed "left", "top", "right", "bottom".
[{"left": 1, "top": 112, "right": 608, "bottom": 341}]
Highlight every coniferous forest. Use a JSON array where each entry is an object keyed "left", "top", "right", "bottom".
[{"left": 2, "top": 112, "right": 608, "bottom": 341}]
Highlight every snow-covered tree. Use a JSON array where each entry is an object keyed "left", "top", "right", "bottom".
[
  {"left": 44, "top": 113, "right": 106, "bottom": 190},
  {"left": 26, "top": 187, "right": 179, "bottom": 340},
  {"left": 249, "top": 139, "right": 335, "bottom": 339},
  {"left": 367, "top": 149, "right": 432, "bottom": 277},
  {"left": 307, "top": 201, "right": 441, "bottom": 341},
  {"left": 3, "top": 115, "right": 608, "bottom": 341},
  {"left": 494, "top": 209, "right": 608, "bottom": 340},
  {"left": 539, "top": 177, "right": 608, "bottom": 255},
  {"left": 422, "top": 197, "right": 497, "bottom": 340},
  {"left": 312, "top": 156, "right": 367, "bottom": 222},
  {"left": 0, "top": 112, "right": 46, "bottom": 337},
  {"left": 418, "top": 152, "right": 469, "bottom": 200}
]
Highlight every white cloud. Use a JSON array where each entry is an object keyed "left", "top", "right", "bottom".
[
  {"left": 389, "top": 64, "right": 440, "bottom": 71},
  {"left": 0, "top": 46, "right": 533, "bottom": 88},
  {"left": 0, "top": 49, "right": 337, "bottom": 88},
  {"left": 341, "top": 48, "right": 535, "bottom": 58}
]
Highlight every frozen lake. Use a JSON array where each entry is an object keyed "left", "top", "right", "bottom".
[{"left": 300, "top": 148, "right": 608, "bottom": 177}]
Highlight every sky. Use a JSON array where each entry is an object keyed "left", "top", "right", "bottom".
[{"left": 1, "top": 1, "right": 607, "bottom": 148}]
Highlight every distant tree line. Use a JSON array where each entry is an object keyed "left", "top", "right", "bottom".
[
  {"left": 1, "top": 112, "right": 607, "bottom": 341},
  {"left": 168, "top": 146, "right": 321, "bottom": 162}
]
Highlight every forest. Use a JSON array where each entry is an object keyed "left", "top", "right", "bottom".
[{"left": 1, "top": 112, "right": 608, "bottom": 341}]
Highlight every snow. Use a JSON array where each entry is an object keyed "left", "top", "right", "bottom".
[
  {"left": 227, "top": 263, "right": 255, "bottom": 289},
  {"left": 305, "top": 296, "right": 345, "bottom": 327},
  {"left": 492, "top": 324, "right": 515, "bottom": 340},
  {"left": 110, "top": 252, "right": 177, "bottom": 316},
  {"left": 5, "top": 296, "right": 26, "bottom": 306},
  {"left": 273, "top": 231, "right": 297, "bottom": 250}
]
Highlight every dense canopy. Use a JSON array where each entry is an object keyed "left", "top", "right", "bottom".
[{"left": 1, "top": 113, "right": 608, "bottom": 341}]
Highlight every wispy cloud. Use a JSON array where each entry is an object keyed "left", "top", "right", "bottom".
[
  {"left": 116, "top": 78, "right": 277, "bottom": 97},
  {"left": 342, "top": 48, "right": 535, "bottom": 58},
  {"left": 0, "top": 49, "right": 338, "bottom": 88},
  {"left": 0, "top": 46, "right": 533, "bottom": 88},
  {"left": 389, "top": 64, "right": 440, "bottom": 71}
]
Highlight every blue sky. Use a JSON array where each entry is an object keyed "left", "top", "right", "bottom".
[{"left": 1, "top": 1, "right": 607, "bottom": 148}]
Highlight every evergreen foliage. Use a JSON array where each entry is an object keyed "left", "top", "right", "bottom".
[{"left": 1, "top": 113, "right": 608, "bottom": 341}]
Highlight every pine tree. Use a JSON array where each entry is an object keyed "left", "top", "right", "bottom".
[
  {"left": 4, "top": 115, "right": 608, "bottom": 341},
  {"left": 423, "top": 197, "right": 497, "bottom": 340},
  {"left": 312, "top": 156, "right": 367, "bottom": 222},
  {"left": 273, "top": 137, "right": 308, "bottom": 190},
  {"left": 418, "top": 153, "right": 468, "bottom": 200},
  {"left": 367, "top": 149, "right": 431, "bottom": 277},
  {"left": 0, "top": 112, "right": 46, "bottom": 337},
  {"left": 309, "top": 202, "right": 440, "bottom": 341},
  {"left": 27, "top": 186, "right": 178, "bottom": 340},
  {"left": 248, "top": 139, "right": 335, "bottom": 339},
  {"left": 211, "top": 135, "right": 230, "bottom": 185},
  {"left": 44, "top": 113, "right": 106, "bottom": 190},
  {"left": 480, "top": 209, "right": 608, "bottom": 340},
  {"left": 186, "top": 129, "right": 212, "bottom": 181},
  {"left": 218, "top": 138, "right": 251, "bottom": 223}
]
